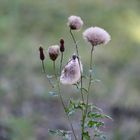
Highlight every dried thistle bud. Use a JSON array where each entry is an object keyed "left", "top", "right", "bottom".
[
  {"left": 60, "top": 55, "right": 83, "bottom": 85},
  {"left": 39, "top": 46, "right": 45, "bottom": 61},
  {"left": 67, "top": 15, "right": 83, "bottom": 30},
  {"left": 83, "top": 27, "right": 111, "bottom": 46},
  {"left": 60, "top": 39, "right": 65, "bottom": 52},
  {"left": 48, "top": 45, "right": 60, "bottom": 61}
]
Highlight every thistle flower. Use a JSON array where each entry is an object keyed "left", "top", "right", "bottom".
[
  {"left": 60, "top": 55, "right": 83, "bottom": 85},
  {"left": 48, "top": 45, "right": 60, "bottom": 61},
  {"left": 67, "top": 15, "right": 83, "bottom": 30},
  {"left": 83, "top": 27, "right": 111, "bottom": 46}
]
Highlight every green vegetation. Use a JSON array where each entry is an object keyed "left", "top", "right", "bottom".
[{"left": 0, "top": 0, "right": 140, "bottom": 139}]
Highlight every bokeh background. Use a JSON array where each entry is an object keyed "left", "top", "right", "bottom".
[{"left": 0, "top": 0, "right": 140, "bottom": 140}]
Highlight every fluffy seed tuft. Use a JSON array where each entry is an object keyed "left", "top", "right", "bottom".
[
  {"left": 67, "top": 15, "right": 83, "bottom": 30},
  {"left": 83, "top": 27, "right": 111, "bottom": 46}
]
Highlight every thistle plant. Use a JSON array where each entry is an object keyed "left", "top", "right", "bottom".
[{"left": 38, "top": 15, "right": 112, "bottom": 140}]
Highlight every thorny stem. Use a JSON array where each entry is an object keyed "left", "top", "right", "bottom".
[
  {"left": 69, "top": 29, "right": 84, "bottom": 103},
  {"left": 82, "top": 45, "right": 94, "bottom": 140},
  {"left": 53, "top": 61, "right": 78, "bottom": 140},
  {"left": 60, "top": 52, "right": 63, "bottom": 75},
  {"left": 41, "top": 60, "right": 54, "bottom": 88}
]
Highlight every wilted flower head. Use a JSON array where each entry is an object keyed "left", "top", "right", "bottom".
[
  {"left": 67, "top": 15, "right": 83, "bottom": 30},
  {"left": 83, "top": 27, "right": 111, "bottom": 46},
  {"left": 48, "top": 45, "right": 60, "bottom": 61},
  {"left": 60, "top": 55, "right": 83, "bottom": 85}
]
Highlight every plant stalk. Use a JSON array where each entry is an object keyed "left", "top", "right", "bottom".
[
  {"left": 69, "top": 29, "right": 84, "bottom": 103},
  {"left": 53, "top": 61, "right": 78, "bottom": 140},
  {"left": 41, "top": 60, "right": 54, "bottom": 88},
  {"left": 81, "top": 45, "right": 94, "bottom": 140}
]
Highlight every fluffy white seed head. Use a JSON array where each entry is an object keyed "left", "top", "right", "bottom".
[
  {"left": 60, "top": 55, "right": 83, "bottom": 85},
  {"left": 48, "top": 45, "right": 60, "bottom": 61},
  {"left": 67, "top": 15, "right": 83, "bottom": 30},
  {"left": 83, "top": 27, "right": 111, "bottom": 46}
]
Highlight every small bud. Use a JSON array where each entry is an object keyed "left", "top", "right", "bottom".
[
  {"left": 48, "top": 45, "right": 60, "bottom": 61},
  {"left": 39, "top": 46, "right": 45, "bottom": 61},
  {"left": 60, "top": 39, "right": 65, "bottom": 52}
]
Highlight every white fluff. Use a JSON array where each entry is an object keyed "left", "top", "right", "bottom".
[
  {"left": 60, "top": 57, "right": 82, "bottom": 85},
  {"left": 83, "top": 27, "right": 111, "bottom": 46},
  {"left": 67, "top": 15, "right": 83, "bottom": 30}
]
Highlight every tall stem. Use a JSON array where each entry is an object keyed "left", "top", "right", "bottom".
[
  {"left": 53, "top": 61, "right": 78, "bottom": 140},
  {"left": 81, "top": 45, "right": 94, "bottom": 140},
  {"left": 69, "top": 29, "right": 84, "bottom": 103},
  {"left": 70, "top": 29, "right": 87, "bottom": 140}
]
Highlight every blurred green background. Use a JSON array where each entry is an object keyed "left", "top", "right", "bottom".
[{"left": 0, "top": 0, "right": 140, "bottom": 140}]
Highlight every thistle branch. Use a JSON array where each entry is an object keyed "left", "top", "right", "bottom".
[
  {"left": 69, "top": 29, "right": 84, "bottom": 103},
  {"left": 53, "top": 61, "right": 78, "bottom": 140}
]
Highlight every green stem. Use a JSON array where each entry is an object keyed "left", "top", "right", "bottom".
[
  {"left": 82, "top": 45, "right": 94, "bottom": 140},
  {"left": 81, "top": 115, "right": 85, "bottom": 140},
  {"left": 42, "top": 60, "right": 46, "bottom": 73},
  {"left": 53, "top": 61, "right": 78, "bottom": 140},
  {"left": 41, "top": 60, "right": 54, "bottom": 88},
  {"left": 60, "top": 52, "right": 63, "bottom": 75},
  {"left": 69, "top": 29, "right": 84, "bottom": 103},
  {"left": 70, "top": 29, "right": 85, "bottom": 140},
  {"left": 87, "top": 46, "right": 94, "bottom": 105}
]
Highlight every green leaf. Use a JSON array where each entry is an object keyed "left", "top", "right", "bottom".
[
  {"left": 48, "top": 129, "right": 63, "bottom": 136},
  {"left": 83, "top": 131, "right": 91, "bottom": 140},
  {"left": 88, "top": 104, "right": 103, "bottom": 112},
  {"left": 93, "top": 123, "right": 108, "bottom": 139},
  {"left": 48, "top": 91, "right": 58, "bottom": 97},
  {"left": 48, "top": 129, "right": 58, "bottom": 135},
  {"left": 81, "top": 88, "right": 88, "bottom": 94},
  {"left": 75, "top": 101, "right": 86, "bottom": 110},
  {"left": 88, "top": 111, "right": 112, "bottom": 120},
  {"left": 73, "top": 83, "right": 80, "bottom": 89},
  {"left": 66, "top": 100, "right": 87, "bottom": 116},
  {"left": 48, "top": 129, "right": 71, "bottom": 139},
  {"left": 66, "top": 100, "right": 76, "bottom": 116},
  {"left": 94, "top": 129, "right": 107, "bottom": 140},
  {"left": 88, "top": 112, "right": 102, "bottom": 119},
  {"left": 88, "top": 120, "right": 104, "bottom": 128},
  {"left": 103, "top": 114, "right": 113, "bottom": 120}
]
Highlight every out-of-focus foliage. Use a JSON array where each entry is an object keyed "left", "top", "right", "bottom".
[{"left": 0, "top": 0, "right": 140, "bottom": 140}]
